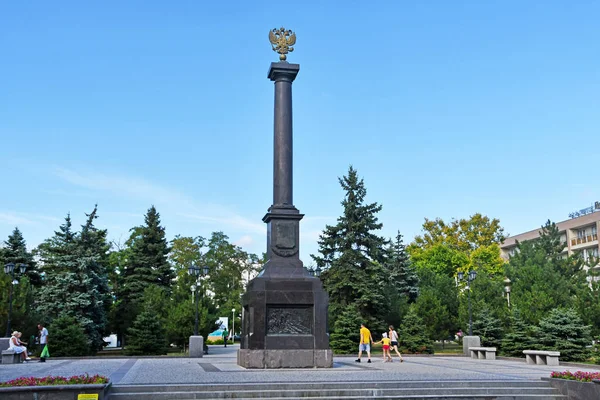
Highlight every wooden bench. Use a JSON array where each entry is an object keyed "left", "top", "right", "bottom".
[
  {"left": 523, "top": 350, "right": 560, "bottom": 366},
  {"left": 469, "top": 346, "right": 497, "bottom": 360},
  {"left": 1, "top": 349, "right": 23, "bottom": 364}
]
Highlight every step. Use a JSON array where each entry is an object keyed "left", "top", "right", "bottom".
[
  {"left": 109, "top": 380, "right": 553, "bottom": 393},
  {"left": 107, "top": 380, "right": 565, "bottom": 400}
]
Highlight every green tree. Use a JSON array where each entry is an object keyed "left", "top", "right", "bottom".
[
  {"left": 125, "top": 309, "right": 168, "bottom": 356},
  {"left": 36, "top": 214, "right": 96, "bottom": 353},
  {"left": 76, "top": 205, "right": 111, "bottom": 352},
  {"left": 535, "top": 308, "right": 591, "bottom": 362},
  {"left": 506, "top": 221, "right": 587, "bottom": 326},
  {"left": 328, "top": 305, "right": 362, "bottom": 354},
  {"left": 385, "top": 231, "right": 419, "bottom": 301},
  {"left": 472, "top": 306, "right": 503, "bottom": 348},
  {"left": 2, "top": 227, "right": 40, "bottom": 286},
  {"left": 119, "top": 206, "right": 172, "bottom": 344},
  {"left": 0, "top": 228, "right": 38, "bottom": 336},
  {"left": 501, "top": 308, "right": 534, "bottom": 357},
  {"left": 312, "top": 166, "right": 389, "bottom": 331},
  {"left": 48, "top": 314, "right": 89, "bottom": 357},
  {"left": 409, "top": 213, "right": 505, "bottom": 255},
  {"left": 411, "top": 244, "right": 469, "bottom": 277},
  {"left": 413, "top": 268, "right": 459, "bottom": 342},
  {"left": 399, "top": 305, "right": 434, "bottom": 354},
  {"left": 205, "top": 232, "right": 256, "bottom": 320}
]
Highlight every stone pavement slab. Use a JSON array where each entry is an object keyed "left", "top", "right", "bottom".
[{"left": 1, "top": 345, "right": 598, "bottom": 386}]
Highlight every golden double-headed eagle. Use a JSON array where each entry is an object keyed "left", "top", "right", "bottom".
[{"left": 269, "top": 27, "right": 296, "bottom": 61}]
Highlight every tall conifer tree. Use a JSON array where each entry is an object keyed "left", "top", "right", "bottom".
[
  {"left": 312, "top": 166, "right": 388, "bottom": 330},
  {"left": 2, "top": 227, "right": 40, "bottom": 285},
  {"left": 119, "top": 206, "right": 172, "bottom": 343}
]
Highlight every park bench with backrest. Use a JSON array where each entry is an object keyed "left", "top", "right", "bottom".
[
  {"left": 523, "top": 350, "right": 560, "bottom": 366},
  {"left": 469, "top": 346, "right": 496, "bottom": 360}
]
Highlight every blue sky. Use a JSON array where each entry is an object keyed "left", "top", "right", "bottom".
[{"left": 1, "top": 1, "right": 599, "bottom": 262}]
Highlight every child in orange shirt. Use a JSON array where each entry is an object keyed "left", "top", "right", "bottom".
[{"left": 374, "top": 332, "right": 393, "bottom": 362}]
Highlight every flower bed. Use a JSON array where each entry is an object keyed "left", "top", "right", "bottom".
[
  {"left": 0, "top": 375, "right": 111, "bottom": 400},
  {"left": 0, "top": 374, "right": 109, "bottom": 387},
  {"left": 544, "top": 371, "right": 600, "bottom": 399},
  {"left": 550, "top": 370, "right": 600, "bottom": 382}
]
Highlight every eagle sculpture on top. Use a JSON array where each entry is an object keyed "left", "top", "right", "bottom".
[{"left": 269, "top": 27, "right": 296, "bottom": 61}]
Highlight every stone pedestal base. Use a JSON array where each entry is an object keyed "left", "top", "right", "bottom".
[
  {"left": 462, "top": 335, "right": 481, "bottom": 356},
  {"left": 237, "top": 349, "right": 332, "bottom": 368},
  {"left": 189, "top": 336, "right": 204, "bottom": 358}
]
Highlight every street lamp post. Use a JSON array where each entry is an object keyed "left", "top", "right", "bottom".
[
  {"left": 503, "top": 277, "right": 512, "bottom": 308},
  {"left": 231, "top": 308, "right": 235, "bottom": 344},
  {"left": 188, "top": 265, "right": 209, "bottom": 336},
  {"left": 4, "top": 263, "right": 27, "bottom": 337},
  {"left": 458, "top": 270, "right": 477, "bottom": 336}
]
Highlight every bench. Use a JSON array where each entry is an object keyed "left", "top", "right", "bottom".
[
  {"left": 523, "top": 350, "right": 560, "bottom": 366},
  {"left": 1, "top": 349, "right": 23, "bottom": 364},
  {"left": 469, "top": 346, "right": 497, "bottom": 360}
]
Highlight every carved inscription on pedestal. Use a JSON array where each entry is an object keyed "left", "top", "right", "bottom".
[
  {"left": 271, "top": 220, "right": 298, "bottom": 257},
  {"left": 267, "top": 306, "right": 312, "bottom": 334}
]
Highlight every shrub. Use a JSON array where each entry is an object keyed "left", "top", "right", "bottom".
[
  {"left": 207, "top": 339, "right": 224, "bottom": 345},
  {"left": 399, "top": 305, "right": 434, "bottom": 354},
  {"left": 501, "top": 308, "right": 534, "bottom": 357},
  {"left": 472, "top": 306, "right": 503, "bottom": 348},
  {"left": 329, "top": 306, "right": 362, "bottom": 354},
  {"left": 535, "top": 308, "right": 591, "bottom": 362},
  {"left": 0, "top": 374, "right": 108, "bottom": 387},
  {"left": 48, "top": 314, "right": 90, "bottom": 357},
  {"left": 550, "top": 371, "right": 600, "bottom": 382},
  {"left": 125, "top": 310, "right": 168, "bottom": 356}
]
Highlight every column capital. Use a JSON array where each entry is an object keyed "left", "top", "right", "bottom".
[{"left": 268, "top": 62, "right": 300, "bottom": 82}]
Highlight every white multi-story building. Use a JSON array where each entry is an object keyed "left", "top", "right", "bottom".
[{"left": 500, "top": 203, "right": 600, "bottom": 277}]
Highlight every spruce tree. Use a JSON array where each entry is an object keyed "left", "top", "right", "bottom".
[
  {"left": 2, "top": 227, "right": 41, "bottom": 286},
  {"left": 119, "top": 206, "right": 172, "bottom": 343},
  {"left": 328, "top": 305, "right": 362, "bottom": 354},
  {"left": 501, "top": 308, "right": 534, "bottom": 357},
  {"left": 312, "top": 166, "right": 389, "bottom": 331},
  {"left": 385, "top": 231, "right": 419, "bottom": 302},
  {"left": 48, "top": 314, "right": 89, "bottom": 357},
  {"left": 535, "top": 308, "right": 591, "bottom": 362},
  {"left": 399, "top": 305, "right": 434, "bottom": 354},
  {"left": 472, "top": 306, "right": 503, "bottom": 348},
  {"left": 125, "top": 309, "right": 168, "bottom": 356},
  {"left": 76, "top": 205, "right": 111, "bottom": 352},
  {"left": 36, "top": 208, "right": 111, "bottom": 354}
]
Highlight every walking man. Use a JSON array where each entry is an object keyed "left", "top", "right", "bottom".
[
  {"left": 222, "top": 327, "right": 228, "bottom": 348},
  {"left": 38, "top": 323, "right": 48, "bottom": 362},
  {"left": 355, "top": 323, "right": 372, "bottom": 363}
]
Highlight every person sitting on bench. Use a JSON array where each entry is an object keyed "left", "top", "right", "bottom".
[{"left": 9, "top": 331, "right": 31, "bottom": 362}]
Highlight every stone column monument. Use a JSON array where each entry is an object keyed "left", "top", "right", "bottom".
[{"left": 237, "top": 28, "right": 332, "bottom": 368}]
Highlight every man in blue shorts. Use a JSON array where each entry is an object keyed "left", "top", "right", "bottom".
[{"left": 355, "top": 323, "right": 372, "bottom": 363}]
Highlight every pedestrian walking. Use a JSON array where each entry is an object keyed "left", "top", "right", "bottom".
[
  {"left": 38, "top": 323, "right": 49, "bottom": 362},
  {"left": 388, "top": 325, "right": 404, "bottom": 362},
  {"left": 222, "top": 327, "right": 228, "bottom": 348},
  {"left": 374, "top": 332, "right": 393, "bottom": 362},
  {"left": 355, "top": 323, "right": 373, "bottom": 363}
]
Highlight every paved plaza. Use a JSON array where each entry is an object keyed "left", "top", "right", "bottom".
[{"left": 1, "top": 345, "right": 599, "bottom": 386}]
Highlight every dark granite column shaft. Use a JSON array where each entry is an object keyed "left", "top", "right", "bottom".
[{"left": 269, "top": 63, "right": 299, "bottom": 207}]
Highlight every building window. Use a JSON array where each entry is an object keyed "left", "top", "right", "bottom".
[
  {"left": 578, "top": 229, "right": 586, "bottom": 239},
  {"left": 593, "top": 226, "right": 598, "bottom": 236},
  {"left": 590, "top": 248, "right": 599, "bottom": 258}
]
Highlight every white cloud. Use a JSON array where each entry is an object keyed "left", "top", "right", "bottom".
[
  {"left": 0, "top": 212, "right": 61, "bottom": 226},
  {"left": 234, "top": 235, "right": 254, "bottom": 248},
  {"left": 52, "top": 166, "right": 266, "bottom": 236},
  {"left": 0, "top": 212, "right": 34, "bottom": 225}
]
